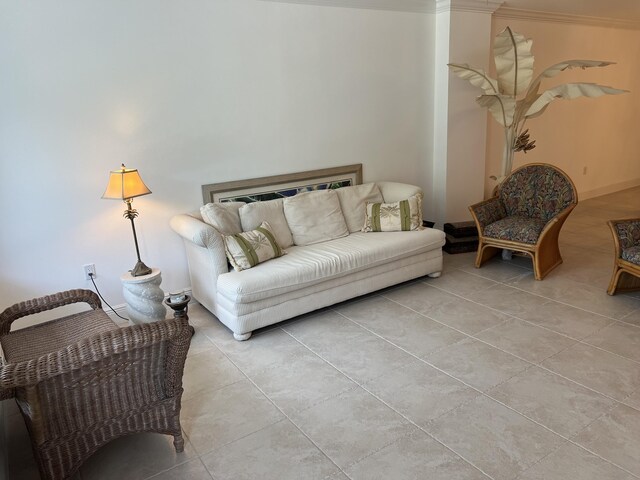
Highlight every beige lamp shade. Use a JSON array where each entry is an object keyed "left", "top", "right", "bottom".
[{"left": 102, "top": 164, "right": 151, "bottom": 200}]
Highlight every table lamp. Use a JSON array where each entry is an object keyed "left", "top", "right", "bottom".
[{"left": 102, "top": 164, "right": 153, "bottom": 277}]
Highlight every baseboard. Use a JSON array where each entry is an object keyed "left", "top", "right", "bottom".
[
  {"left": 580, "top": 178, "right": 640, "bottom": 201},
  {"left": 104, "top": 288, "right": 196, "bottom": 323}
]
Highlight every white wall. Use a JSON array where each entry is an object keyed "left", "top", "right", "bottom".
[
  {"left": 436, "top": 8, "right": 495, "bottom": 224},
  {"left": 487, "top": 18, "right": 640, "bottom": 197},
  {"left": 0, "top": 0, "right": 435, "bottom": 313}
]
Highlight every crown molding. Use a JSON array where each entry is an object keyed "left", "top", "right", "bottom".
[
  {"left": 258, "top": 0, "right": 507, "bottom": 14},
  {"left": 257, "top": 0, "right": 435, "bottom": 14},
  {"left": 494, "top": 7, "right": 640, "bottom": 31},
  {"left": 435, "top": 0, "right": 503, "bottom": 15},
  {"left": 253, "top": 0, "right": 640, "bottom": 28}
]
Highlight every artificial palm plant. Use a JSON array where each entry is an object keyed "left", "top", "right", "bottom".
[{"left": 448, "top": 27, "right": 627, "bottom": 182}]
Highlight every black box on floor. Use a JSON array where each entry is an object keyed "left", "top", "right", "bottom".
[
  {"left": 443, "top": 221, "right": 478, "bottom": 238},
  {"left": 443, "top": 234, "right": 478, "bottom": 254},
  {"left": 423, "top": 220, "right": 435, "bottom": 228},
  {"left": 442, "top": 221, "right": 478, "bottom": 254}
]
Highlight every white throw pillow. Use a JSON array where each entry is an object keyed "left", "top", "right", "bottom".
[
  {"left": 283, "top": 190, "right": 349, "bottom": 246},
  {"left": 223, "top": 221, "right": 284, "bottom": 271},
  {"left": 239, "top": 199, "right": 294, "bottom": 249},
  {"left": 336, "top": 183, "right": 384, "bottom": 233},
  {"left": 200, "top": 202, "right": 245, "bottom": 235},
  {"left": 362, "top": 193, "right": 424, "bottom": 232}
]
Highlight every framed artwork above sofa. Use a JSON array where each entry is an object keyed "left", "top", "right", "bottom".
[{"left": 201, "top": 163, "right": 363, "bottom": 204}]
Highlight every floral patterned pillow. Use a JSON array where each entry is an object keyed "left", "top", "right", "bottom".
[
  {"left": 224, "top": 221, "right": 283, "bottom": 271},
  {"left": 362, "top": 194, "right": 424, "bottom": 232}
]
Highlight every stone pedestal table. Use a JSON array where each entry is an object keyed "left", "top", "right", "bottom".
[{"left": 120, "top": 268, "right": 167, "bottom": 324}]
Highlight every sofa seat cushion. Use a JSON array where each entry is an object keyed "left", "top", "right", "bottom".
[
  {"left": 622, "top": 246, "right": 640, "bottom": 265},
  {"left": 217, "top": 229, "right": 445, "bottom": 305},
  {"left": 483, "top": 216, "right": 547, "bottom": 244}
]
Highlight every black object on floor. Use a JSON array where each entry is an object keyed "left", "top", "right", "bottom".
[{"left": 443, "top": 221, "right": 478, "bottom": 254}]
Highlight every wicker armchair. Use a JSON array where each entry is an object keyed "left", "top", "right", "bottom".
[
  {"left": 469, "top": 163, "right": 578, "bottom": 280},
  {"left": 607, "top": 218, "right": 640, "bottom": 295},
  {"left": 0, "top": 289, "right": 192, "bottom": 480}
]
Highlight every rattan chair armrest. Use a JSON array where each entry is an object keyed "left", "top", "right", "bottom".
[
  {"left": 469, "top": 197, "right": 506, "bottom": 230},
  {"left": 538, "top": 203, "right": 576, "bottom": 237},
  {"left": 0, "top": 316, "right": 191, "bottom": 390},
  {"left": 608, "top": 218, "right": 640, "bottom": 255},
  {"left": 0, "top": 289, "right": 101, "bottom": 336}
]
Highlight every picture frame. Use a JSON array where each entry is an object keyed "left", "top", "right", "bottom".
[{"left": 202, "top": 164, "right": 363, "bottom": 204}]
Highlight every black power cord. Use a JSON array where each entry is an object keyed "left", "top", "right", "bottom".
[{"left": 88, "top": 273, "right": 130, "bottom": 321}]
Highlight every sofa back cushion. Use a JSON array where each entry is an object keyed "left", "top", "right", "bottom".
[
  {"left": 200, "top": 202, "right": 245, "bottom": 235},
  {"left": 336, "top": 183, "right": 384, "bottom": 233},
  {"left": 239, "top": 198, "right": 294, "bottom": 249},
  {"left": 283, "top": 190, "right": 349, "bottom": 246}
]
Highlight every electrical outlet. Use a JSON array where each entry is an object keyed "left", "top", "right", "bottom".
[
  {"left": 583, "top": 166, "right": 588, "bottom": 175},
  {"left": 83, "top": 263, "right": 96, "bottom": 280}
]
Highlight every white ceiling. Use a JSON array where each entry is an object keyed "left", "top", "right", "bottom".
[{"left": 500, "top": 0, "right": 640, "bottom": 24}]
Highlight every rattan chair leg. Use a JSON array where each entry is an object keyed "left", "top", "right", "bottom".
[
  {"left": 608, "top": 267, "right": 640, "bottom": 295},
  {"left": 533, "top": 243, "right": 562, "bottom": 280},
  {"left": 173, "top": 433, "right": 185, "bottom": 452},
  {"left": 608, "top": 266, "right": 622, "bottom": 295},
  {"left": 475, "top": 243, "right": 499, "bottom": 268}
]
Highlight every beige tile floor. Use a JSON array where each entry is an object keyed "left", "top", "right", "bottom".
[{"left": 5, "top": 186, "right": 640, "bottom": 480}]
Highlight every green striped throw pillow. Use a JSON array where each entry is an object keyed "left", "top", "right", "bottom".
[
  {"left": 362, "top": 194, "right": 424, "bottom": 232},
  {"left": 223, "top": 221, "right": 284, "bottom": 271}
]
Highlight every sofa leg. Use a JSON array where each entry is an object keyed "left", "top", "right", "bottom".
[
  {"left": 233, "top": 331, "right": 252, "bottom": 341},
  {"left": 427, "top": 271, "right": 442, "bottom": 278}
]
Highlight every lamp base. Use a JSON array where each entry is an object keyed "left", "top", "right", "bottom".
[{"left": 131, "top": 260, "right": 152, "bottom": 277}]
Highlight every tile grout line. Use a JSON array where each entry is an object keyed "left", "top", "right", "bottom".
[
  {"left": 197, "top": 271, "right": 640, "bottom": 478},
  {"left": 418, "top": 276, "right": 617, "bottom": 332},
  {"left": 410, "top": 275, "right": 640, "bottom": 370},
  {"left": 376, "top": 292, "right": 640, "bottom": 409},
  {"left": 205, "top": 335, "right": 350, "bottom": 479},
  {"left": 330, "top": 305, "right": 640, "bottom": 478},
  {"left": 335, "top": 307, "right": 640, "bottom": 479},
  {"left": 426, "top": 277, "right": 619, "bottom": 325},
  {"left": 281, "top": 327, "right": 495, "bottom": 480}
]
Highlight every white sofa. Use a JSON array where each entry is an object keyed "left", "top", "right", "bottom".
[{"left": 170, "top": 182, "right": 445, "bottom": 340}]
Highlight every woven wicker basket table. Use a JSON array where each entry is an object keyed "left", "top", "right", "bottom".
[{"left": 0, "top": 289, "right": 192, "bottom": 480}]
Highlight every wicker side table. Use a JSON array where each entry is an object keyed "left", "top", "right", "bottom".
[{"left": 121, "top": 268, "right": 167, "bottom": 324}]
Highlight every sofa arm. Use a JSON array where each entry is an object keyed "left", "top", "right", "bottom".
[
  {"left": 469, "top": 197, "right": 507, "bottom": 232},
  {"left": 170, "top": 214, "right": 223, "bottom": 249},
  {"left": 170, "top": 213, "right": 230, "bottom": 315},
  {"left": 376, "top": 182, "right": 423, "bottom": 203}
]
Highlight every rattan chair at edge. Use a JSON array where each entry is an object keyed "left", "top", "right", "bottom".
[
  {"left": 0, "top": 289, "right": 193, "bottom": 480},
  {"left": 607, "top": 218, "right": 640, "bottom": 295}
]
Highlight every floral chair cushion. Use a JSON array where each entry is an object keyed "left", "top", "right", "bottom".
[
  {"left": 483, "top": 216, "right": 547, "bottom": 245},
  {"left": 615, "top": 221, "right": 640, "bottom": 250},
  {"left": 622, "top": 246, "right": 640, "bottom": 265},
  {"left": 499, "top": 165, "right": 576, "bottom": 223}
]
